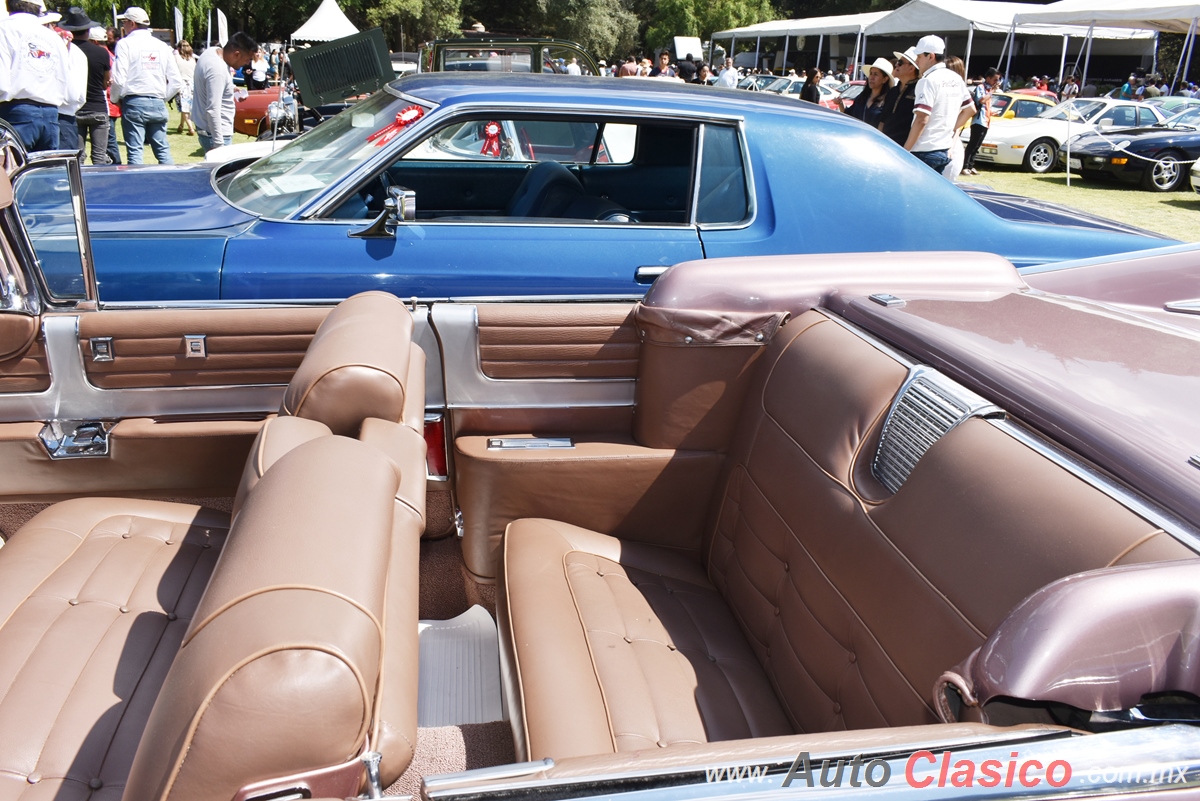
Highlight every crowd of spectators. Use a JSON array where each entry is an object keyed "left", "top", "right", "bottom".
[{"left": 1, "top": 0, "right": 261, "bottom": 161}]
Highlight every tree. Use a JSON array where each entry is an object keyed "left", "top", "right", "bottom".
[
  {"left": 367, "top": 0, "right": 462, "bottom": 46},
  {"left": 646, "top": 0, "right": 775, "bottom": 52},
  {"left": 538, "top": 0, "right": 639, "bottom": 58}
]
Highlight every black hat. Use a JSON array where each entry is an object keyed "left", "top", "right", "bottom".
[{"left": 60, "top": 7, "right": 96, "bottom": 31}]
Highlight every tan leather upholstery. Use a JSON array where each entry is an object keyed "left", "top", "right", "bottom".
[
  {"left": 0, "top": 499, "right": 230, "bottom": 801},
  {"left": 232, "top": 415, "right": 332, "bottom": 517},
  {"left": 0, "top": 418, "right": 263, "bottom": 502},
  {"left": 125, "top": 435, "right": 416, "bottom": 801},
  {"left": 282, "top": 292, "right": 415, "bottom": 437},
  {"left": 501, "top": 519, "right": 791, "bottom": 761},
  {"left": 0, "top": 293, "right": 427, "bottom": 800},
  {"left": 499, "top": 309, "right": 1190, "bottom": 761},
  {"left": 0, "top": 316, "right": 48, "bottom": 394},
  {"left": 456, "top": 435, "right": 722, "bottom": 578},
  {"left": 78, "top": 307, "right": 329, "bottom": 389},
  {"left": 475, "top": 303, "right": 639, "bottom": 379}
]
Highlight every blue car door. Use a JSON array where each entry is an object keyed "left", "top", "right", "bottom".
[{"left": 220, "top": 116, "right": 705, "bottom": 300}]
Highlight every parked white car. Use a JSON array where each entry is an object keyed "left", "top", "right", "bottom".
[
  {"left": 976, "top": 98, "right": 1167, "bottom": 173},
  {"left": 762, "top": 75, "right": 840, "bottom": 107}
]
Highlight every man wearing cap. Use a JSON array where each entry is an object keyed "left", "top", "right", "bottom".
[
  {"left": 880, "top": 47, "right": 919, "bottom": 146},
  {"left": 192, "top": 31, "right": 256, "bottom": 153},
  {"left": 111, "top": 6, "right": 180, "bottom": 164},
  {"left": 72, "top": 17, "right": 112, "bottom": 163},
  {"left": 0, "top": 0, "right": 70, "bottom": 151},
  {"left": 904, "top": 35, "right": 974, "bottom": 174},
  {"left": 55, "top": 8, "right": 91, "bottom": 152}
]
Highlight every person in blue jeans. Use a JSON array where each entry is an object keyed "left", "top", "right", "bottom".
[
  {"left": 0, "top": 0, "right": 71, "bottom": 151},
  {"left": 110, "top": 6, "right": 180, "bottom": 163},
  {"left": 120, "top": 94, "right": 171, "bottom": 163}
]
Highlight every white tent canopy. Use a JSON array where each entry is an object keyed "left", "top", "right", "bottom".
[
  {"left": 292, "top": 0, "right": 358, "bottom": 42},
  {"left": 713, "top": 11, "right": 887, "bottom": 39},
  {"left": 866, "top": 0, "right": 1154, "bottom": 39},
  {"left": 1014, "top": 0, "right": 1200, "bottom": 34}
]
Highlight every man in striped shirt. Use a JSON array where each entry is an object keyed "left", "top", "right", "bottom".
[{"left": 903, "top": 35, "right": 975, "bottom": 175}]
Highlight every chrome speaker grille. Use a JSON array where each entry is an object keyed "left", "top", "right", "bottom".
[{"left": 873, "top": 368, "right": 999, "bottom": 494}]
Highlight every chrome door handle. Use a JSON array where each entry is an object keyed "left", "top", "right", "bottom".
[{"left": 634, "top": 265, "right": 668, "bottom": 284}]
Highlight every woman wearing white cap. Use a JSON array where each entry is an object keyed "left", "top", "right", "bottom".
[{"left": 839, "top": 57, "right": 893, "bottom": 129}]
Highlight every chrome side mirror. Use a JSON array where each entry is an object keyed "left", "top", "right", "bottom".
[{"left": 348, "top": 185, "right": 416, "bottom": 239}]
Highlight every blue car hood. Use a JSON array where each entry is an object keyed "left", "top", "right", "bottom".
[{"left": 82, "top": 163, "right": 256, "bottom": 233}]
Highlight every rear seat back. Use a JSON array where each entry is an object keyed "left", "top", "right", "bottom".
[
  {"left": 124, "top": 436, "right": 403, "bottom": 801},
  {"left": 706, "top": 310, "right": 1191, "bottom": 734}
]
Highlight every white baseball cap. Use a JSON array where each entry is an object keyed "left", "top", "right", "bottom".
[
  {"left": 915, "top": 34, "right": 946, "bottom": 56},
  {"left": 88, "top": 25, "right": 105, "bottom": 40},
  {"left": 117, "top": 6, "right": 149, "bottom": 24},
  {"left": 40, "top": 11, "right": 62, "bottom": 24}
]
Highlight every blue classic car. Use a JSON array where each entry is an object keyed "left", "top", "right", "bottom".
[
  {"left": 1064, "top": 106, "right": 1200, "bottom": 192},
  {"left": 12, "top": 73, "right": 1174, "bottom": 301}
]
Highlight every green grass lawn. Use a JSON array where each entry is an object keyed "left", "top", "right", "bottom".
[{"left": 963, "top": 166, "right": 1200, "bottom": 243}]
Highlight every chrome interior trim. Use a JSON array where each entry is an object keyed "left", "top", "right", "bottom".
[
  {"left": 420, "top": 728, "right": 1076, "bottom": 801},
  {"left": 430, "top": 303, "right": 635, "bottom": 409},
  {"left": 874, "top": 366, "right": 1002, "bottom": 493},
  {"left": 0, "top": 315, "right": 286, "bottom": 422},
  {"left": 486, "top": 437, "right": 574, "bottom": 450},
  {"left": 988, "top": 417, "right": 1200, "bottom": 553},
  {"left": 411, "top": 306, "right": 445, "bottom": 409},
  {"left": 422, "top": 759, "right": 554, "bottom": 795}
]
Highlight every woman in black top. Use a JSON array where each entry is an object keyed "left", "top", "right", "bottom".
[
  {"left": 840, "top": 57, "right": 894, "bottom": 129},
  {"left": 799, "top": 69, "right": 822, "bottom": 104}
]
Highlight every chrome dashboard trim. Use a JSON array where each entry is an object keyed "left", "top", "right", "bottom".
[{"left": 430, "top": 303, "right": 635, "bottom": 409}]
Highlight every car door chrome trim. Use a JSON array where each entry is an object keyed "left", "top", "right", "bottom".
[
  {"left": 431, "top": 303, "right": 635, "bottom": 409},
  {"left": 695, "top": 119, "right": 757, "bottom": 232},
  {"left": 0, "top": 315, "right": 286, "bottom": 423}
]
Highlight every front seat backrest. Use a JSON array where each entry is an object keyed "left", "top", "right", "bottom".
[
  {"left": 506, "top": 160, "right": 583, "bottom": 218},
  {"left": 282, "top": 291, "right": 414, "bottom": 437}
]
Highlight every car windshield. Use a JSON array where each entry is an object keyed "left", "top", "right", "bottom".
[
  {"left": 1039, "top": 99, "right": 1107, "bottom": 122},
  {"left": 222, "top": 89, "right": 422, "bottom": 218},
  {"left": 763, "top": 77, "right": 792, "bottom": 92},
  {"left": 1164, "top": 107, "right": 1200, "bottom": 128}
]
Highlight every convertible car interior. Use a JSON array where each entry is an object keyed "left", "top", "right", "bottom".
[{"left": 2, "top": 153, "right": 1200, "bottom": 800}]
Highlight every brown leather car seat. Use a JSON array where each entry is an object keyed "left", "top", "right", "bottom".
[
  {"left": 0, "top": 291, "right": 426, "bottom": 800},
  {"left": 498, "top": 308, "right": 1194, "bottom": 761},
  {"left": 124, "top": 436, "right": 417, "bottom": 801}
]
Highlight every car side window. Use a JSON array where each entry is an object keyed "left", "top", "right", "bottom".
[
  {"left": 329, "top": 117, "right": 698, "bottom": 225},
  {"left": 1014, "top": 100, "right": 1042, "bottom": 118},
  {"left": 1138, "top": 107, "right": 1158, "bottom": 126},
  {"left": 12, "top": 163, "right": 88, "bottom": 300},
  {"left": 696, "top": 125, "right": 749, "bottom": 225},
  {"left": 441, "top": 46, "right": 533, "bottom": 73}
]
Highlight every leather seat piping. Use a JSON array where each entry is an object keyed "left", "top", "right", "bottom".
[
  {"left": 158, "top": 644, "right": 375, "bottom": 801},
  {"left": 282, "top": 362, "right": 407, "bottom": 420}
]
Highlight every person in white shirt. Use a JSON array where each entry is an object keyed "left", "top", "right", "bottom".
[
  {"left": 55, "top": 8, "right": 92, "bottom": 152},
  {"left": 191, "top": 31, "right": 256, "bottom": 153},
  {"left": 248, "top": 48, "right": 269, "bottom": 88},
  {"left": 111, "top": 6, "right": 181, "bottom": 164},
  {"left": 0, "top": 0, "right": 70, "bottom": 150},
  {"left": 565, "top": 57, "right": 581, "bottom": 75},
  {"left": 717, "top": 57, "right": 738, "bottom": 88},
  {"left": 904, "top": 34, "right": 974, "bottom": 175}
]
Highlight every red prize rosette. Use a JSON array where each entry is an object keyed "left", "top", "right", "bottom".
[
  {"left": 367, "top": 105, "right": 424, "bottom": 147},
  {"left": 480, "top": 121, "right": 502, "bottom": 157}
]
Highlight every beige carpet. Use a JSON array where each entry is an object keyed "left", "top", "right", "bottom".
[{"left": 386, "top": 721, "right": 516, "bottom": 796}]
